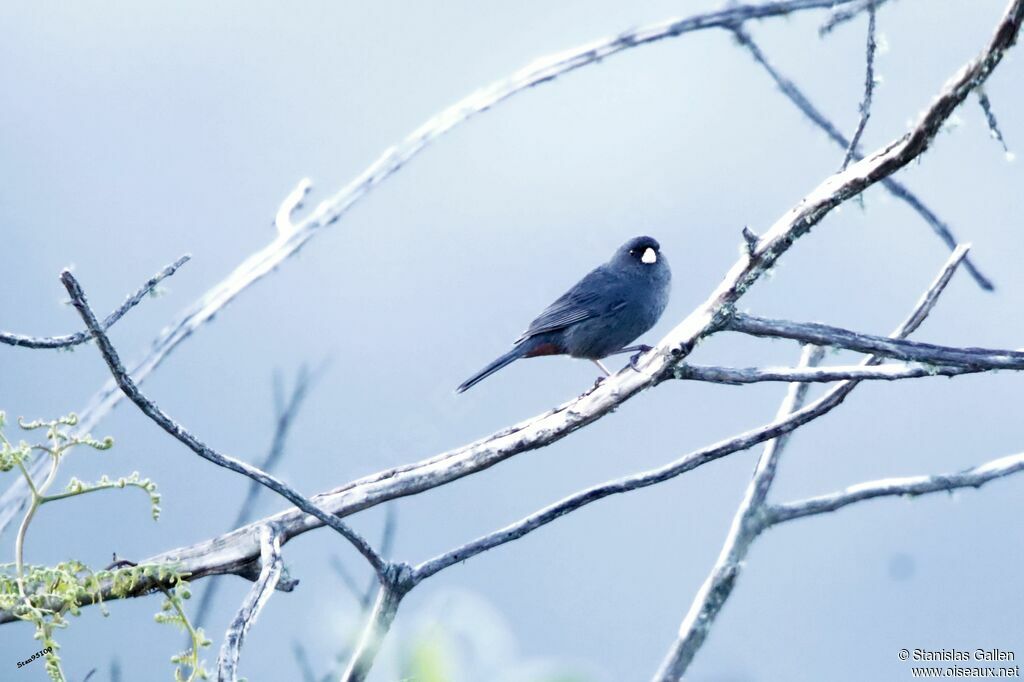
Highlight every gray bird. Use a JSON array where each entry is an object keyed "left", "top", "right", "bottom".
[{"left": 456, "top": 236, "right": 671, "bottom": 393}]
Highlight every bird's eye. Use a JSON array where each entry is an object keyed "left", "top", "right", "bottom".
[{"left": 641, "top": 247, "right": 657, "bottom": 264}]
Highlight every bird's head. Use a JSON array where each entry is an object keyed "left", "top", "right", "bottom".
[{"left": 613, "top": 235, "right": 664, "bottom": 270}]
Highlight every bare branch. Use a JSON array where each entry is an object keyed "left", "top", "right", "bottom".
[
  {"left": 323, "top": 504, "right": 401, "bottom": 682},
  {"left": 653, "top": 344, "right": 823, "bottom": 680},
  {"left": 767, "top": 451, "right": 1024, "bottom": 525},
  {"left": 59, "top": 270, "right": 388, "bottom": 579},
  {"left": 731, "top": 23, "right": 994, "bottom": 290},
  {"left": 406, "top": 398, "right": 837, "bottom": 581},
  {"left": 416, "top": 312, "right": 956, "bottom": 585},
  {"left": 840, "top": 0, "right": 877, "bottom": 170},
  {"left": 217, "top": 525, "right": 285, "bottom": 682},
  {"left": 0, "top": 255, "right": 189, "bottom": 349},
  {"left": 675, "top": 361, "right": 983, "bottom": 384},
  {"left": 726, "top": 312, "right": 1024, "bottom": 370},
  {"left": 340, "top": 564, "right": 414, "bottom": 682}
]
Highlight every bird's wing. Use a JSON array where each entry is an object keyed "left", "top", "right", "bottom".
[{"left": 514, "top": 268, "right": 625, "bottom": 343}]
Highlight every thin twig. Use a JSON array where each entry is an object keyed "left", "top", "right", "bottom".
[
  {"left": 841, "top": 0, "right": 877, "bottom": 170},
  {"left": 217, "top": 525, "right": 285, "bottom": 681},
  {"left": 59, "top": 270, "right": 388, "bottom": 579},
  {"left": 0, "top": 255, "right": 189, "bottom": 349},
  {"left": 730, "top": 23, "right": 994, "bottom": 290},
  {"left": 727, "top": 312, "right": 1024, "bottom": 369},
  {"left": 767, "top": 451, "right": 1024, "bottom": 524},
  {"left": 977, "top": 88, "right": 1012, "bottom": 154},
  {"left": 274, "top": 178, "right": 312, "bottom": 237}
]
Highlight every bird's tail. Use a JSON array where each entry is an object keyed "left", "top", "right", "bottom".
[{"left": 456, "top": 344, "right": 527, "bottom": 393}]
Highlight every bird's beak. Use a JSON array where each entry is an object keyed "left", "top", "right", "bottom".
[{"left": 641, "top": 247, "right": 657, "bottom": 264}]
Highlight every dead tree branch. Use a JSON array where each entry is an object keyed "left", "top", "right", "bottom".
[
  {"left": 216, "top": 524, "right": 285, "bottom": 682},
  {"left": 767, "top": 451, "right": 1024, "bottom": 524},
  {"left": 340, "top": 563, "right": 414, "bottom": 682},
  {"left": 0, "top": 255, "right": 189, "bottom": 349},
  {"left": 840, "top": 0, "right": 877, "bottom": 170},
  {"left": 654, "top": 344, "right": 824, "bottom": 680},
  {"left": 726, "top": 313, "right": 1024, "bottom": 369},
  {"left": 674, "top": 361, "right": 981, "bottom": 384}
]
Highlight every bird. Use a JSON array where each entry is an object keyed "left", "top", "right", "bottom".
[{"left": 456, "top": 235, "right": 671, "bottom": 393}]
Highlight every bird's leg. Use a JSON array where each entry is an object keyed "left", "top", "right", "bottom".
[
  {"left": 592, "top": 359, "right": 612, "bottom": 386},
  {"left": 606, "top": 344, "right": 653, "bottom": 372},
  {"left": 630, "top": 347, "right": 650, "bottom": 371}
]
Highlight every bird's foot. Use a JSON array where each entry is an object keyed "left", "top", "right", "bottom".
[{"left": 628, "top": 345, "right": 653, "bottom": 372}]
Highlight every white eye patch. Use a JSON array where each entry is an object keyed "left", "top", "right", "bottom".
[{"left": 641, "top": 247, "right": 657, "bottom": 264}]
